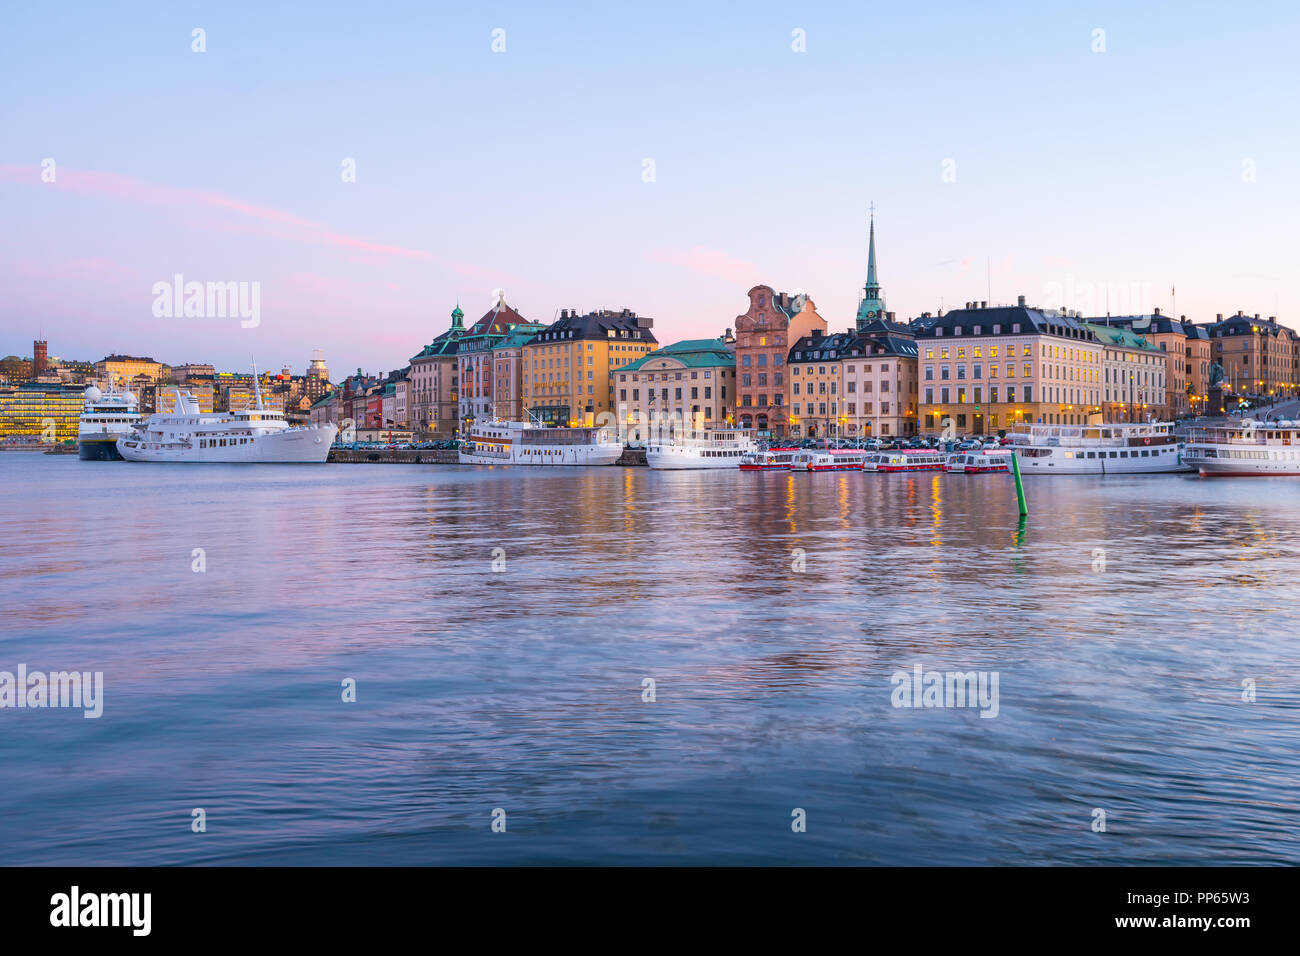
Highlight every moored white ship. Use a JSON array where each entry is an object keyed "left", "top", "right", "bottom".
[
  {"left": 459, "top": 417, "right": 623, "bottom": 466},
  {"left": 77, "top": 384, "right": 141, "bottom": 461},
  {"left": 645, "top": 428, "right": 756, "bottom": 470},
  {"left": 117, "top": 387, "right": 336, "bottom": 463},
  {"left": 1004, "top": 421, "right": 1190, "bottom": 474},
  {"left": 1183, "top": 420, "right": 1300, "bottom": 477}
]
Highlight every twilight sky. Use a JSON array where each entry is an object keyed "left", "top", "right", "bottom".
[{"left": 3, "top": 1, "right": 1298, "bottom": 376}]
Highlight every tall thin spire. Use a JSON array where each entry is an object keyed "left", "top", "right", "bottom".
[
  {"left": 855, "top": 205, "right": 886, "bottom": 331},
  {"left": 865, "top": 207, "right": 880, "bottom": 296}
]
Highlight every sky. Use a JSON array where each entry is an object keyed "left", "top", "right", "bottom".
[{"left": 3, "top": 0, "right": 1299, "bottom": 376}]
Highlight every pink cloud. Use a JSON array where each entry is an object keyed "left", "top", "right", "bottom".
[
  {"left": 0, "top": 163, "right": 507, "bottom": 279},
  {"left": 12, "top": 255, "right": 139, "bottom": 281},
  {"left": 646, "top": 245, "right": 757, "bottom": 283}
]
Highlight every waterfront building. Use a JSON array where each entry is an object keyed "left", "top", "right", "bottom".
[
  {"left": 1207, "top": 311, "right": 1299, "bottom": 405},
  {"left": 308, "top": 391, "right": 338, "bottom": 428},
  {"left": 409, "top": 306, "right": 465, "bottom": 438},
  {"left": 915, "top": 297, "right": 1106, "bottom": 434},
  {"left": 0, "top": 382, "right": 84, "bottom": 441},
  {"left": 787, "top": 330, "right": 855, "bottom": 438},
  {"left": 1080, "top": 322, "right": 1168, "bottom": 422},
  {"left": 1090, "top": 311, "right": 1202, "bottom": 417},
  {"left": 491, "top": 321, "right": 546, "bottom": 421},
  {"left": 458, "top": 294, "right": 529, "bottom": 427},
  {"left": 734, "top": 286, "right": 825, "bottom": 436},
  {"left": 615, "top": 338, "right": 736, "bottom": 442},
  {"left": 843, "top": 320, "right": 920, "bottom": 437},
  {"left": 521, "top": 308, "right": 656, "bottom": 426}
]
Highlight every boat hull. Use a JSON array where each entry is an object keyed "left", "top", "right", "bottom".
[
  {"left": 78, "top": 435, "right": 124, "bottom": 461},
  {"left": 459, "top": 445, "right": 623, "bottom": 466},
  {"left": 117, "top": 424, "right": 337, "bottom": 463}
]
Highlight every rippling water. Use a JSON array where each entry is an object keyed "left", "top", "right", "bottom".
[{"left": 1, "top": 452, "right": 1297, "bottom": 865}]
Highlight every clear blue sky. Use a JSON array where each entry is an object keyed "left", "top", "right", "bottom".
[{"left": 3, "top": 0, "right": 1298, "bottom": 374}]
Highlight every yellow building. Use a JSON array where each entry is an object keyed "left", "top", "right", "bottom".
[
  {"left": 153, "top": 384, "right": 215, "bottom": 414},
  {"left": 0, "top": 383, "right": 84, "bottom": 441},
  {"left": 95, "top": 354, "right": 162, "bottom": 387},
  {"left": 522, "top": 308, "right": 657, "bottom": 425}
]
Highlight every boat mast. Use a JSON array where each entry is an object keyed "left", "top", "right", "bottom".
[{"left": 251, "top": 357, "right": 264, "bottom": 410}]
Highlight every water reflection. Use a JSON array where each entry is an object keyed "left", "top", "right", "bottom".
[{"left": 0, "top": 455, "right": 1297, "bottom": 864}]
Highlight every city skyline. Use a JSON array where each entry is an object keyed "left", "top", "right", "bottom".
[{"left": 4, "top": 1, "right": 1299, "bottom": 372}]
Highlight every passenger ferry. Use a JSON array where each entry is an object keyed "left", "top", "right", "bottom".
[
  {"left": 645, "top": 428, "right": 755, "bottom": 470},
  {"left": 1004, "top": 422, "right": 1189, "bottom": 474},
  {"left": 944, "top": 450, "right": 1012, "bottom": 473},
  {"left": 1183, "top": 420, "right": 1300, "bottom": 477},
  {"left": 117, "top": 382, "right": 336, "bottom": 463},
  {"left": 459, "top": 417, "right": 623, "bottom": 466},
  {"left": 77, "top": 383, "right": 141, "bottom": 461},
  {"left": 790, "top": 448, "right": 867, "bottom": 472},
  {"left": 862, "top": 449, "right": 947, "bottom": 472},
  {"left": 739, "top": 446, "right": 799, "bottom": 471}
]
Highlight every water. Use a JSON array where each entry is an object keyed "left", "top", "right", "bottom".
[{"left": 1, "top": 453, "right": 1298, "bottom": 865}]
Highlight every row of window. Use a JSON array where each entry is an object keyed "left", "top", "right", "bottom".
[
  {"left": 792, "top": 402, "right": 894, "bottom": 417},
  {"left": 619, "top": 386, "right": 724, "bottom": 401}
]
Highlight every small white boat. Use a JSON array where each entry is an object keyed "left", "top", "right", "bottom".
[
  {"left": 790, "top": 449, "right": 867, "bottom": 471},
  {"left": 944, "top": 450, "right": 1012, "bottom": 473},
  {"left": 739, "top": 446, "right": 799, "bottom": 471},
  {"left": 1183, "top": 419, "right": 1300, "bottom": 477},
  {"left": 862, "top": 449, "right": 947, "bottom": 472},
  {"left": 459, "top": 417, "right": 623, "bottom": 466}
]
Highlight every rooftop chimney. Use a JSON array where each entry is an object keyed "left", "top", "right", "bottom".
[
  {"left": 981, "top": 300, "right": 987, "bottom": 309},
  {"left": 1017, "top": 294, "right": 1026, "bottom": 307},
  {"left": 1153, "top": 307, "right": 1161, "bottom": 315}
]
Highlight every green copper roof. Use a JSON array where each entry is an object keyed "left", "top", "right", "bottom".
[
  {"left": 621, "top": 337, "right": 734, "bottom": 371},
  {"left": 1081, "top": 322, "right": 1161, "bottom": 352}
]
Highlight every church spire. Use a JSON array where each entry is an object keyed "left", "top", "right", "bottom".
[
  {"left": 865, "top": 211, "right": 880, "bottom": 296},
  {"left": 855, "top": 205, "right": 886, "bottom": 330}
]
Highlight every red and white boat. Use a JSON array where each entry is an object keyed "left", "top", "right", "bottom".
[
  {"left": 739, "top": 446, "right": 799, "bottom": 470},
  {"left": 862, "top": 449, "right": 947, "bottom": 472},
  {"left": 790, "top": 448, "right": 867, "bottom": 472},
  {"left": 944, "top": 450, "right": 1012, "bottom": 473}
]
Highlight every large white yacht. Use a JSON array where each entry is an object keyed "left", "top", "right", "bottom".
[
  {"left": 77, "top": 384, "right": 141, "bottom": 461},
  {"left": 459, "top": 417, "right": 623, "bottom": 466},
  {"left": 645, "top": 428, "right": 756, "bottom": 470},
  {"left": 117, "top": 384, "right": 336, "bottom": 463},
  {"left": 1004, "top": 421, "right": 1191, "bottom": 474},
  {"left": 1183, "top": 420, "right": 1300, "bottom": 477}
]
